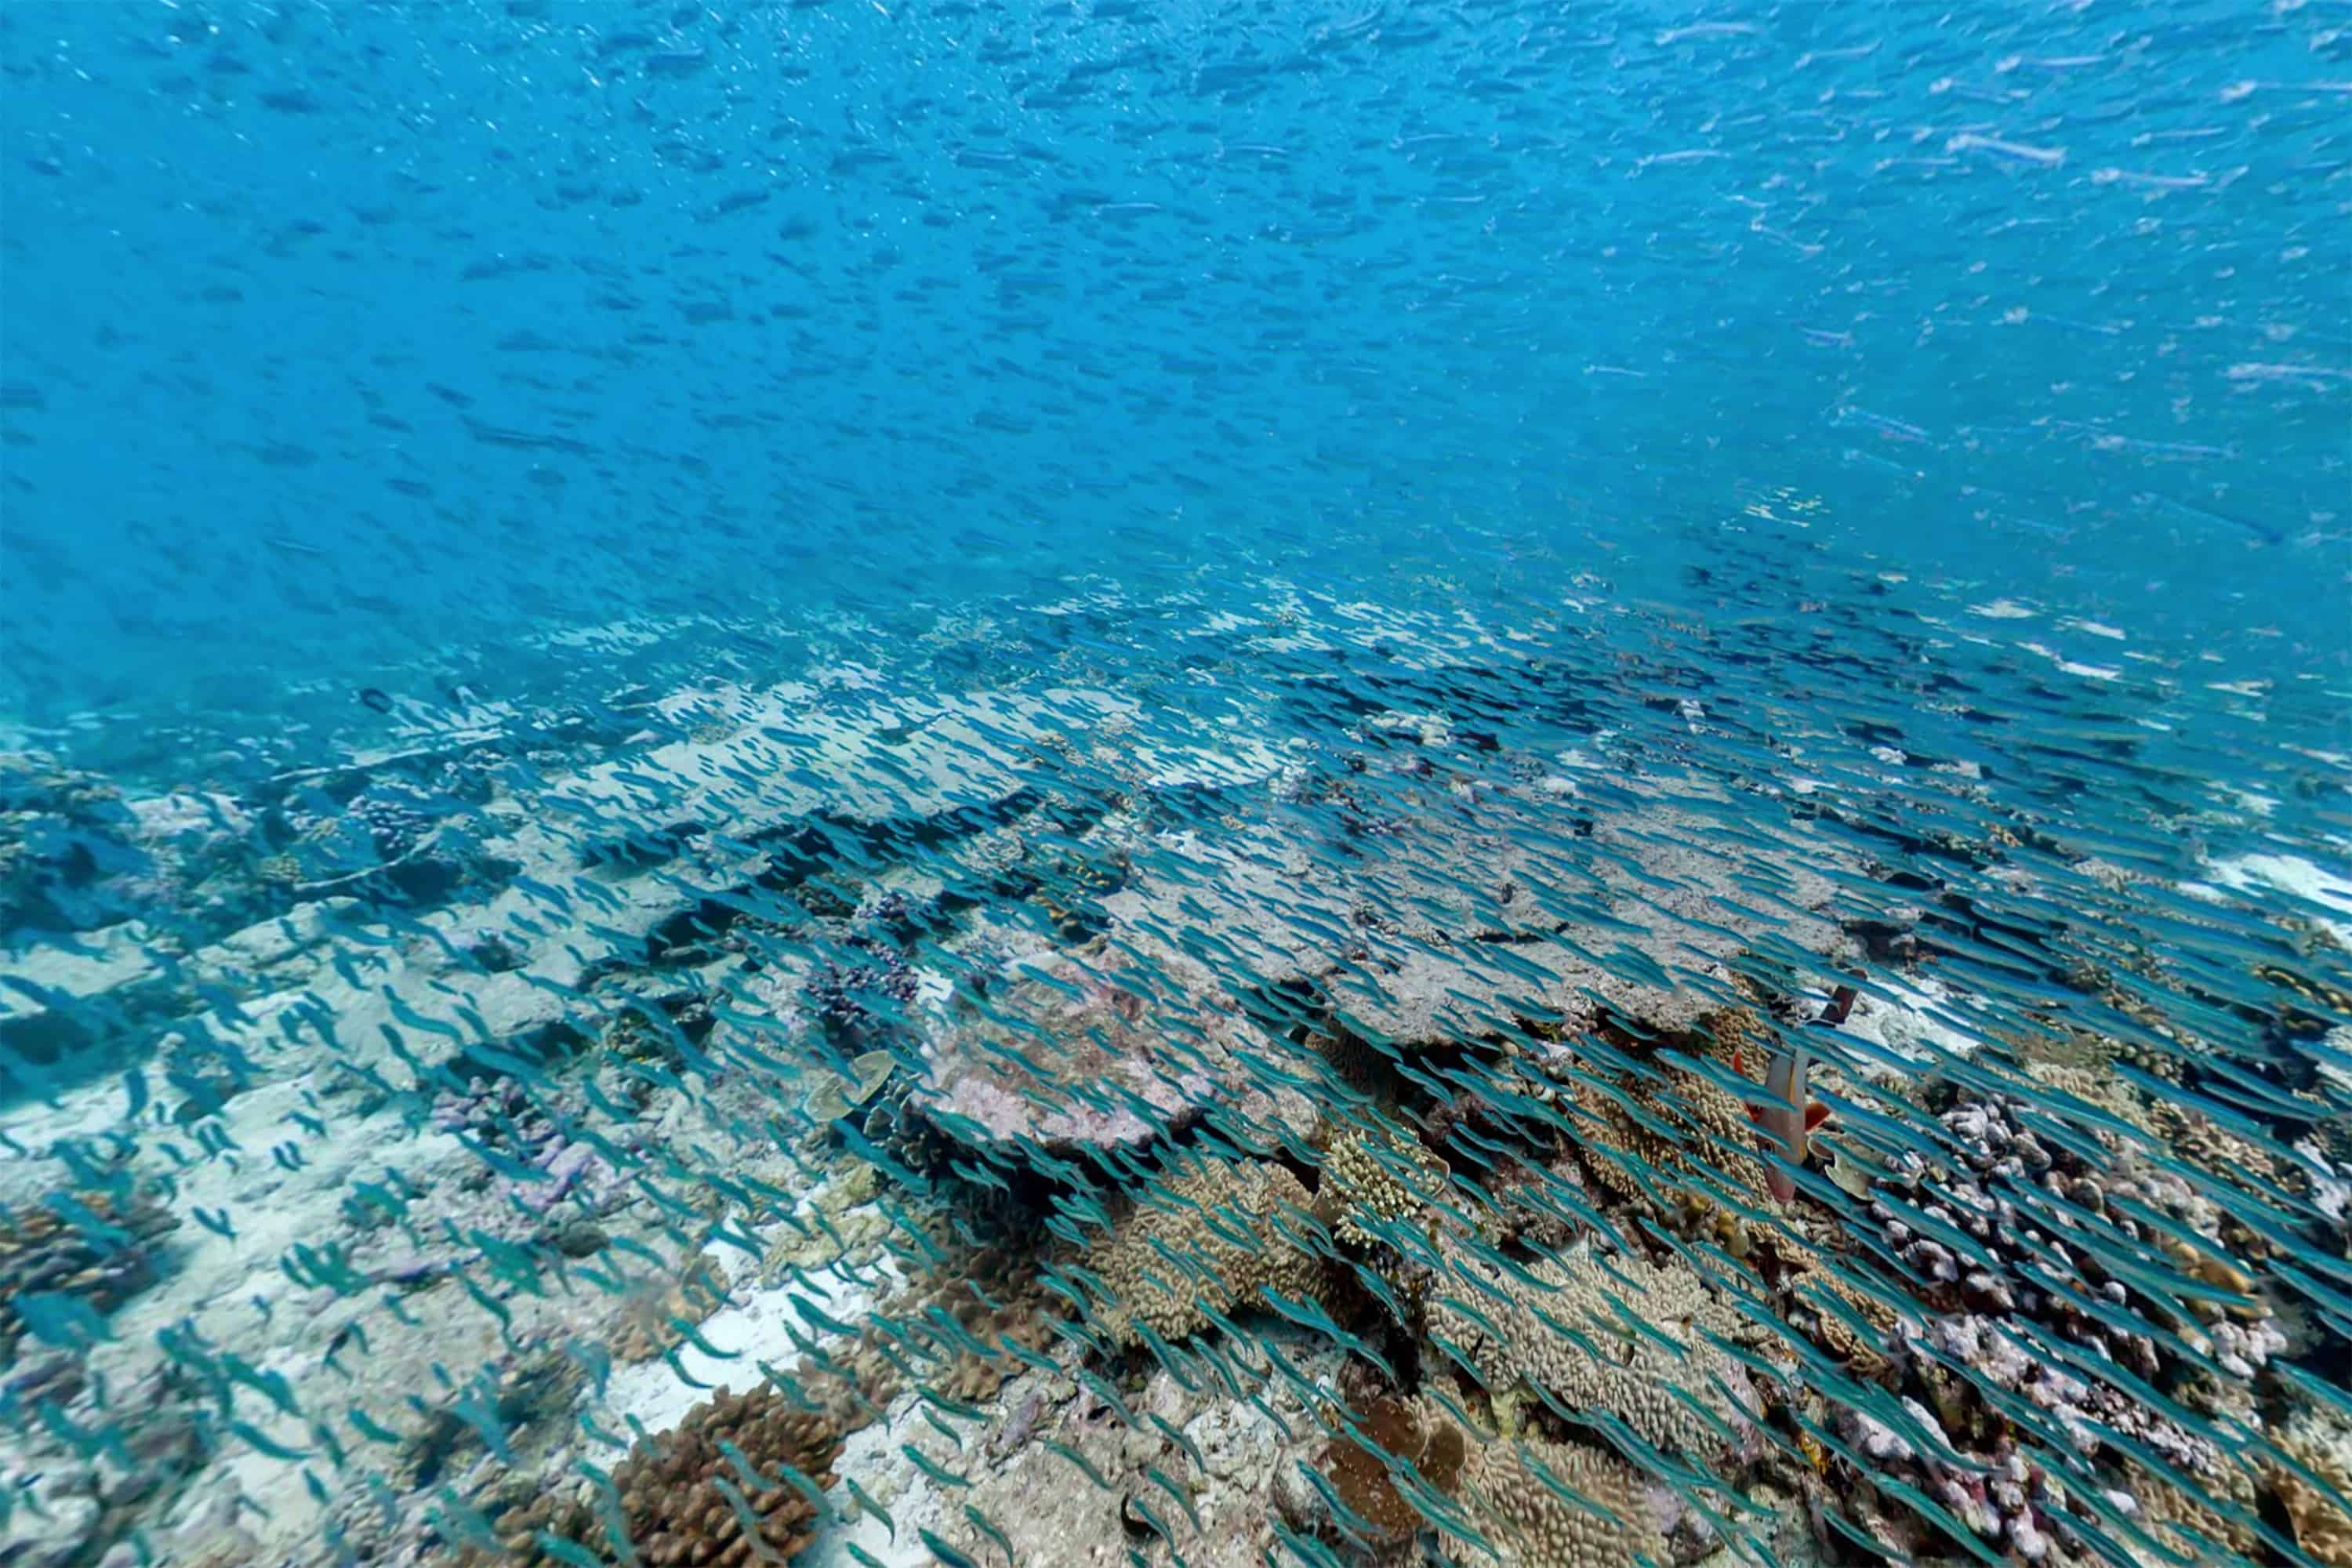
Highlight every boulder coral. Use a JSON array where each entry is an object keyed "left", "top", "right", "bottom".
[{"left": 460, "top": 1385, "right": 840, "bottom": 1566}]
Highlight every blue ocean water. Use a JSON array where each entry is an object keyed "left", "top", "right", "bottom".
[
  {"left": 2, "top": 7, "right": 2350, "bottom": 1568},
  {"left": 4, "top": 0, "right": 2343, "bottom": 768}
]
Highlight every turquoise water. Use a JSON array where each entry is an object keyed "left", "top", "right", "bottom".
[
  {"left": 2, "top": 5, "right": 2348, "bottom": 1568},
  {"left": 5, "top": 2, "right": 2343, "bottom": 758}
]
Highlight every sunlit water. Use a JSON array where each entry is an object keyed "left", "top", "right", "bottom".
[{"left": 1, "top": 5, "right": 2347, "bottom": 1568}]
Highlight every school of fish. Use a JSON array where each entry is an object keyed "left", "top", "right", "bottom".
[
  {"left": 2, "top": 549, "right": 2347, "bottom": 1568},
  {"left": 2, "top": 2, "right": 2347, "bottom": 1566}
]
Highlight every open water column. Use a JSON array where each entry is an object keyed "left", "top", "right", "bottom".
[{"left": 1, "top": 3, "right": 2347, "bottom": 1566}]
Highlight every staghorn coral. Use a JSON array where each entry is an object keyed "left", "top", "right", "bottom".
[
  {"left": 463, "top": 1385, "right": 840, "bottom": 1566},
  {"left": 433, "top": 1074, "right": 561, "bottom": 1156},
  {"left": 1, "top": 1186, "right": 180, "bottom": 1362},
  {"left": 1425, "top": 1242, "right": 1760, "bottom": 1461},
  {"left": 1087, "top": 1156, "right": 1324, "bottom": 1345},
  {"left": 1453, "top": 1436, "right": 1669, "bottom": 1568}
]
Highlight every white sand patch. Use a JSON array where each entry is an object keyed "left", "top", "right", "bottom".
[
  {"left": 2020, "top": 641, "right": 2122, "bottom": 681},
  {"left": 603, "top": 1251, "right": 903, "bottom": 1434},
  {"left": 2195, "top": 851, "right": 2352, "bottom": 946},
  {"left": 1832, "top": 974, "right": 1987, "bottom": 1077},
  {"left": 796, "top": 1412, "right": 955, "bottom": 1568},
  {"left": 2061, "top": 619, "right": 2127, "bottom": 641},
  {"left": 1137, "top": 735, "right": 1295, "bottom": 792}
]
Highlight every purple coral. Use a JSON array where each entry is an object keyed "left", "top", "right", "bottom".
[
  {"left": 431, "top": 1076, "right": 558, "bottom": 1156},
  {"left": 349, "top": 790, "right": 434, "bottom": 860},
  {"left": 430, "top": 1075, "right": 632, "bottom": 1217},
  {"left": 859, "top": 888, "right": 929, "bottom": 943},
  {"left": 804, "top": 935, "right": 919, "bottom": 1047}
]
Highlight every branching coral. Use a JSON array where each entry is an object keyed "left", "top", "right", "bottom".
[
  {"left": 1, "top": 1185, "right": 180, "bottom": 1360},
  {"left": 1425, "top": 1242, "right": 1760, "bottom": 1461},
  {"left": 1086, "top": 1156, "right": 1324, "bottom": 1345},
  {"left": 2127, "top": 1450, "right": 2261, "bottom": 1567},
  {"left": 465, "top": 1385, "right": 840, "bottom": 1566},
  {"left": 1318, "top": 1116, "right": 1450, "bottom": 1250},
  {"left": 2267, "top": 1410, "right": 2352, "bottom": 1568},
  {"left": 1562, "top": 1051, "right": 1773, "bottom": 1218},
  {"left": 884, "top": 1226, "right": 1067, "bottom": 1406},
  {"left": 609, "top": 1257, "right": 731, "bottom": 1366},
  {"left": 1453, "top": 1436, "right": 1668, "bottom": 1568},
  {"left": 1784, "top": 1253, "right": 1907, "bottom": 1378}
]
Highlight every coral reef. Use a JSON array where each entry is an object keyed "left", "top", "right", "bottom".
[
  {"left": 1318, "top": 1116, "right": 1449, "bottom": 1250},
  {"left": 800, "top": 1048, "right": 898, "bottom": 1123},
  {"left": 0, "top": 752, "right": 146, "bottom": 938},
  {"left": 1562, "top": 1044, "right": 1774, "bottom": 1218},
  {"left": 459, "top": 1385, "right": 841, "bottom": 1566},
  {"left": 1086, "top": 1156, "right": 1325, "bottom": 1345},
  {"left": 0, "top": 1363, "right": 211, "bottom": 1568},
  {"left": 5, "top": 602, "right": 2349, "bottom": 1568},
  {"left": 609, "top": 1257, "right": 732, "bottom": 1366},
  {"left": 1299, "top": 1394, "right": 1468, "bottom": 1556},
  {"left": 396, "top": 1344, "right": 589, "bottom": 1491},
  {"left": 2267, "top": 1409, "right": 2352, "bottom": 1568},
  {"left": 1454, "top": 1436, "right": 1670, "bottom": 1568},
  {"left": 911, "top": 945, "right": 1282, "bottom": 1153},
  {"left": 0, "top": 1185, "right": 180, "bottom": 1362},
  {"left": 1425, "top": 1242, "right": 1763, "bottom": 1461},
  {"left": 802, "top": 935, "right": 919, "bottom": 1051}
]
